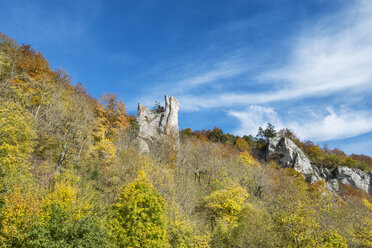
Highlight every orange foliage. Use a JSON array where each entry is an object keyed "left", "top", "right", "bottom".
[
  {"left": 96, "top": 92, "right": 129, "bottom": 140},
  {"left": 17, "top": 45, "right": 54, "bottom": 80},
  {"left": 340, "top": 184, "right": 365, "bottom": 200},
  {"left": 304, "top": 142, "right": 323, "bottom": 162},
  {"left": 193, "top": 131, "right": 209, "bottom": 142},
  {"left": 235, "top": 138, "right": 250, "bottom": 152},
  {"left": 350, "top": 154, "right": 372, "bottom": 171}
]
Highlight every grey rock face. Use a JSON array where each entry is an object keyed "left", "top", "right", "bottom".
[
  {"left": 266, "top": 137, "right": 319, "bottom": 180},
  {"left": 266, "top": 137, "right": 372, "bottom": 194},
  {"left": 334, "top": 167, "right": 372, "bottom": 193},
  {"left": 137, "top": 95, "right": 180, "bottom": 154}
]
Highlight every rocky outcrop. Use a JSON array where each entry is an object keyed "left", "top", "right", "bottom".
[
  {"left": 334, "top": 167, "right": 372, "bottom": 193},
  {"left": 137, "top": 95, "right": 180, "bottom": 154},
  {"left": 266, "top": 137, "right": 372, "bottom": 194},
  {"left": 266, "top": 137, "right": 320, "bottom": 182}
]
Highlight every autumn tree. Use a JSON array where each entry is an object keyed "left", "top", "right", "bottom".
[
  {"left": 228, "top": 205, "right": 280, "bottom": 248},
  {"left": 204, "top": 185, "right": 248, "bottom": 227},
  {"left": 24, "top": 181, "right": 106, "bottom": 247},
  {"left": 108, "top": 170, "right": 169, "bottom": 248},
  {"left": 206, "top": 127, "right": 225, "bottom": 143},
  {"left": 0, "top": 33, "right": 19, "bottom": 96},
  {"left": 0, "top": 101, "right": 35, "bottom": 189},
  {"left": 39, "top": 78, "right": 96, "bottom": 170},
  {"left": 0, "top": 188, "right": 39, "bottom": 247},
  {"left": 167, "top": 203, "right": 210, "bottom": 248},
  {"left": 235, "top": 137, "right": 250, "bottom": 152},
  {"left": 270, "top": 171, "right": 322, "bottom": 247},
  {"left": 96, "top": 92, "right": 129, "bottom": 141},
  {"left": 203, "top": 186, "right": 261, "bottom": 248}
]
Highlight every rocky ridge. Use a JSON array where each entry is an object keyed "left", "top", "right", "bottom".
[{"left": 266, "top": 137, "right": 372, "bottom": 194}]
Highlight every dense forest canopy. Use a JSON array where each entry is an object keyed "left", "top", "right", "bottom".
[{"left": 0, "top": 33, "right": 371, "bottom": 247}]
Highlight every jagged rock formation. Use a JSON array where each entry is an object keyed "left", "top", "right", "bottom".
[
  {"left": 334, "top": 167, "right": 372, "bottom": 193},
  {"left": 266, "top": 137, "right": 317, "bottom": 180},
  {"left": 137, "top": 95, "right": 180, "bottom": 154},
  {"left": 266, "top": 137, "right": 372, "bottom": 194}
]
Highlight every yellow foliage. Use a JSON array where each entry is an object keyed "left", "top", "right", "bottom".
[
  {"left": 167, "top": 202, "right": 211, "bottom": 248},
  {"left": 0, "top": 101, "right": 35, "bottom": 190},
  {"left": 237, "top": 151, "right": 259, "bottom": 167},
  {"left": 42, "top": 182, "right": 91, "bottom": 221},
  {"left": 352, "top": 217, "right": 372, "bottom": 248},
  {"left": 44, "top": 183, "right": 76, "bottom": 209},
  {"left": 96, "top": 92, "right": 129, "bottom": 141},
  {"left": 270, "top": 171, "right": 324, "bottom": 248},
  {"left": 52, "top": 166, "right": 81, "bottom": 186},
  {"left": 235, "top": 138, "right": 250, "bottom": 152},
  {"left": 0, "top": 188, "right": 39, "bottom": 242},
  {"left": 190, "top": 234, "right": 211, "bottom": 248},
  {"left": 108, "top": 170, "right": 169, "bottom": 248},
  {"left": 362, "top": 198, "right": 372, "bottom": 211},
  {"left": 0, "top": 101, "right": 35, "bottom": 170},
  {"left": 92, "top": 137, "right": 118, "bottom": 164},
  {"left": 320, "top": 230, "right": 348, "bottom": 248},
  {"left": 204, "top": 185, "right": 248, "bottom": 225}
]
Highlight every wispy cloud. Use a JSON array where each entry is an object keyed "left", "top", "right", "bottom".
[
  {"left": 230, "top": 106, "right": 372, "bottom": 142},
  {"left": 290, "top": 108, "right": 372, "bottom": 141},
  {"left": 135, "top": 54, "right": 250, "bottom": 108},
  {"left": 228, "top": 105, "right": 283, "bottom": 136},
  {"left": 260, "top": 0, "right": 372, "bottom": 92},
  {"left": 136, "top": 0, "right": 372, "bottom": 151},
  {"left": 175, "top": 0, "right": 372, "bottom": 111},
  {"left": 173, "top": 62, "right": 245, "bottom": 92}
]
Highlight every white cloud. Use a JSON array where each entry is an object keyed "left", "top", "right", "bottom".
[
  {"left": 228, "top": 105, "right": 283, "bottom": 136},
  {"left": 164, "top": 55, "right": 249, "bottom": 96},
  {"left": 135, "top": 55, "right": 250, "bottom": 110},
  {"left": 138, "top": 0, "right": 372, "bottom": 148},
  {"left": 291, "top": 108, "right": 372, "bottom": 141},
  {"left": 230, "top": 106, "right": 372, "bottom": 142},
  {"left": 176, "top": 0, "right": 372, "bottom": 111},
  {"left": 260, "top": 0, "right": 372, "bottom": 92},
  {"left": 173, "top": 64, "right": 244, "bottom": 91}
]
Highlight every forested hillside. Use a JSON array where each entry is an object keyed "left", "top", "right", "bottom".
[{"left": 0, "top": 33, "right": 371, "bottom": 247}]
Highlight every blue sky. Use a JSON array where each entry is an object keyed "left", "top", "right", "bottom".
[{"left": 1, "top": 0, "right": 372, "bottom": 155}]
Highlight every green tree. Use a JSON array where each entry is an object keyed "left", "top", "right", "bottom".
[
  {"left": 108, "top": 170, "right": 169, "bottom": 248},
  {"left": 256, "top": 123, "right": 277, "bottom": 141},
  {"left": 24, "top": 182, "right": 107, "bottom": 248}
]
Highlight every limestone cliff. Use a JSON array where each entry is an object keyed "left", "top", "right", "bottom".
[
  {"left": 266, "top": 137, "right": 372, "bottom": 194},
  {"left": 137, "top": 95, "right": 180, "bottom": 154}
]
